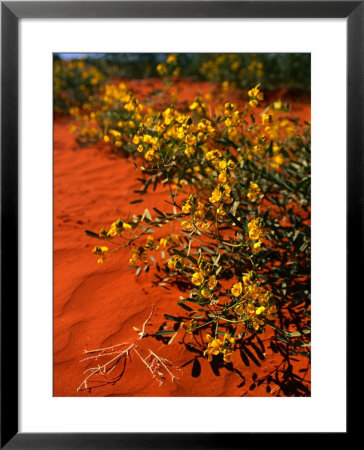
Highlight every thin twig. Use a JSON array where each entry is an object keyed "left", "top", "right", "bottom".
[{"left": 77, "top": 306, "right": 178, "bottom": 392}]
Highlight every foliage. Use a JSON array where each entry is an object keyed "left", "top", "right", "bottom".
[
  {"left": 53, "top": 58, "right": 105, "bottom": 115},
  {"left": 72, "top": 60, "right": 311, "bottom": 366}
]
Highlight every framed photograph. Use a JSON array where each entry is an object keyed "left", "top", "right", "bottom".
[{"left": 1, "top": 1, "right": 357, "bottom": 448}]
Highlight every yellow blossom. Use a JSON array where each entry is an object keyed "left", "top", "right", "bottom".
[
  {"left": 159, "top": 237, "right": 168, "bottom": 248},
  {"left": 247, "top": 181, "right": 261, "bottom": 202},
  {"left": 248, "top": 217, "right": 265, "bottom": 241},
  {"left": 92, "top": 246, "right": 109, "bottom": 264},
  {"left": 256, "top": 306, "right": 266, "bottom": 315},
  {"left": 192, "top": 271, "right": 204, "bottom": 286},
  {"left": 266, "top": 305, "right": 278, "bottom": 320},
  {"left": 166, "top": 54, "right": 177, "bottom": 64},
  {"left": 231, "top": 281, "right": 243, "bottom": 297},
  {"left": 209, "top": 187, "right": 222, "bottom": 204},
  {"left": 208, "top": 275, "right": 217, "bottom": 290}
]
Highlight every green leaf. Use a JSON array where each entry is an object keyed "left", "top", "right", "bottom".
[
  {"left": 289, "top": 350, "right": 311, "bottom": 357},
  {"left": 155, "top": 330, "right": 176, "bottom": 336},
  {"left": 173, "top": 249, "right": 197, "bottom": 264},
  {"left": 227, "top": 212, "right": 245, "bottom": 230},
  {"left": 164, "top": 314, "right": 182, "bottom": 322},
  {"left": 85, "top": 230, "right": 101, "bottom": 239},
  {"left": 268, "top": 322, "right": 310, "bottom": 337},
  {"left": 178, "top": 301, "right": 193, "bottom": 312},
  {"left": 153, "top": 207, "right": 166, "bottom": 217}
]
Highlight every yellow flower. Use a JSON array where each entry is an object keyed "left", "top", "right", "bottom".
[
  {"left": 266, "top": 305, "right": 278, "bottom": 320},
  {"left": 107, "top": 218, "right": 124, "bottom": 238},
  {"left": 143, "top": 134, "right": 156, "bottom": 144},
  {"left": 182, "top": 202, "right": 192, "bottom": 214},
  {"left": 261, "top": 113, "right": 272, "bottom": 124},
  {"left": 107, "top": 227, "right": 117, "bottom": 238},
  {"left": 221, "top": 334, "right": 236, "bottom": 362},
  {"left": 201, "top": 289, "right": 211, "bottom": 299},
  {"left": 184, "top": 146, "right": 195, "bottom": 157},
  {"left": 248, "top": 84, "right": 264, "bottom": 100},
  {"left": 273, "top": 99, "right": 282, "bottom": 110},
  {"left": 205, "top": 335, "right": 221, "bottom": 352},
  {"left": 144, "top": 149, "right": 156, "bottom": 161},
  {"left": 166, "top": 54, "right": 177, "bottom": 64},
  {"left": 246, "top": 303, "right": 256, "bottom": 316},
  {"left": 156, "top": 63, "right": 167, "bottom": 75},
  {"left": 247, "top": 181, "right": 261, "bottom": 202},
  {"left": 252, "top": 317, "right": 264, "bottom": 331},
  {"left": 208, "top": 275, "right": 217, "bottom": 290},
  {"left": 218, "top": 170, "right": 227, "bottom": 184},
  {"left": 258, "top": 291, "right": 272, "bottom": 306},
  {"left": 92, "top": 246, "right": 109, "bottom": 264},
  {"left": 227, "top": 159, "right": 236, "bottom": 170},
  {"left": 189, "top": 101, "right": 199, "bottom": 111},
  {"left": 248, "top": 217, "right": 265, "bottom": 241},
  {"left": 255, "top": 306, "right": 266, "bottom": 316},
  {"left": 200, "top": 221, "right": 211, "bottom": 230},
  {"left": 206, "top": 149, "right": 222, "bottom": 161},
  {"left": 128, "top": 248, "right": 139, "bottom": 265},
  {"left": 252, "top": 240, "right": 262, "bottom": 252},
  {"left": 144, "top": 236, "right": 156, "bottom": 249},
  {"left": 169, "top": 234, "right": 180, "bottom": 244},
  {"left": 192, "top": 271, "right": 204, "bottom": 286},
  {"left": 243, "top": 271, "right": 254, "bottom": 286},
  {"left": 181, "top": 219, "right": 194, "bottom": 230},
  {"left": 167, "top": 255, "right": 182, "bottom": 271},
  {"left": 209, "top": 187, "right": 222, "bottom": 204},
  {"left": 204, "top": 333, "right": 235, "bottom": 362},
  {"left": 92, "top": 246, "right": 109, "bottom": 255},
  {"left": 159, "top": 237, "right": 168, "bottom": 248},
  {"left": 271, "top": 154, "right": 284, "bottom": 169},
  {"left": 109, "top": 129, "right": 121, "bottom": 138},
  {"left": 231, "top": 281, "right": 243, "bottom": 297},
  {"left": 98, "top": 227, "right": 107, "bottom": 239}
]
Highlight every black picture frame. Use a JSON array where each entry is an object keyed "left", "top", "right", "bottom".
[{"left": 1, "top": 1, "right": 358, "bottom": 448}]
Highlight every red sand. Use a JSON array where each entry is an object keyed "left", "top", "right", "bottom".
[{"left": 54, "top": 80, "right": 311, "bottom": 397}]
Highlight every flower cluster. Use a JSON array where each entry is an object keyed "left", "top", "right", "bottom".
[
  {"left": 248, "top": 84, "right": 264, "bottom": 108},
  {"left": 181, "top": 194, "right": 210, "bottom": 231},
  {"left": 54, "top": 58, "right": 104, "bottom": 114},
  {"left": 156, "top": 54, "right": 180, "bottom": 79},
  {"left": 204, "top": 333, "right": 236, "bottom": 363},
  {"left": 99, "top": 218, "right": 132, "bottom": 240},
  {"left": 92, "top": 246, "right": 109, "bottom": 264},
  {"left": 70, "top": 82, "right": 144, "bottom": 152},
  {"left": 233, "top": 272, "right": 278, "bottom": 331}
]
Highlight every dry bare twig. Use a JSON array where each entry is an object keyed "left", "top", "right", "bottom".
[{"left": 77, "top": 305, "right": 179, "bottom": 392}]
